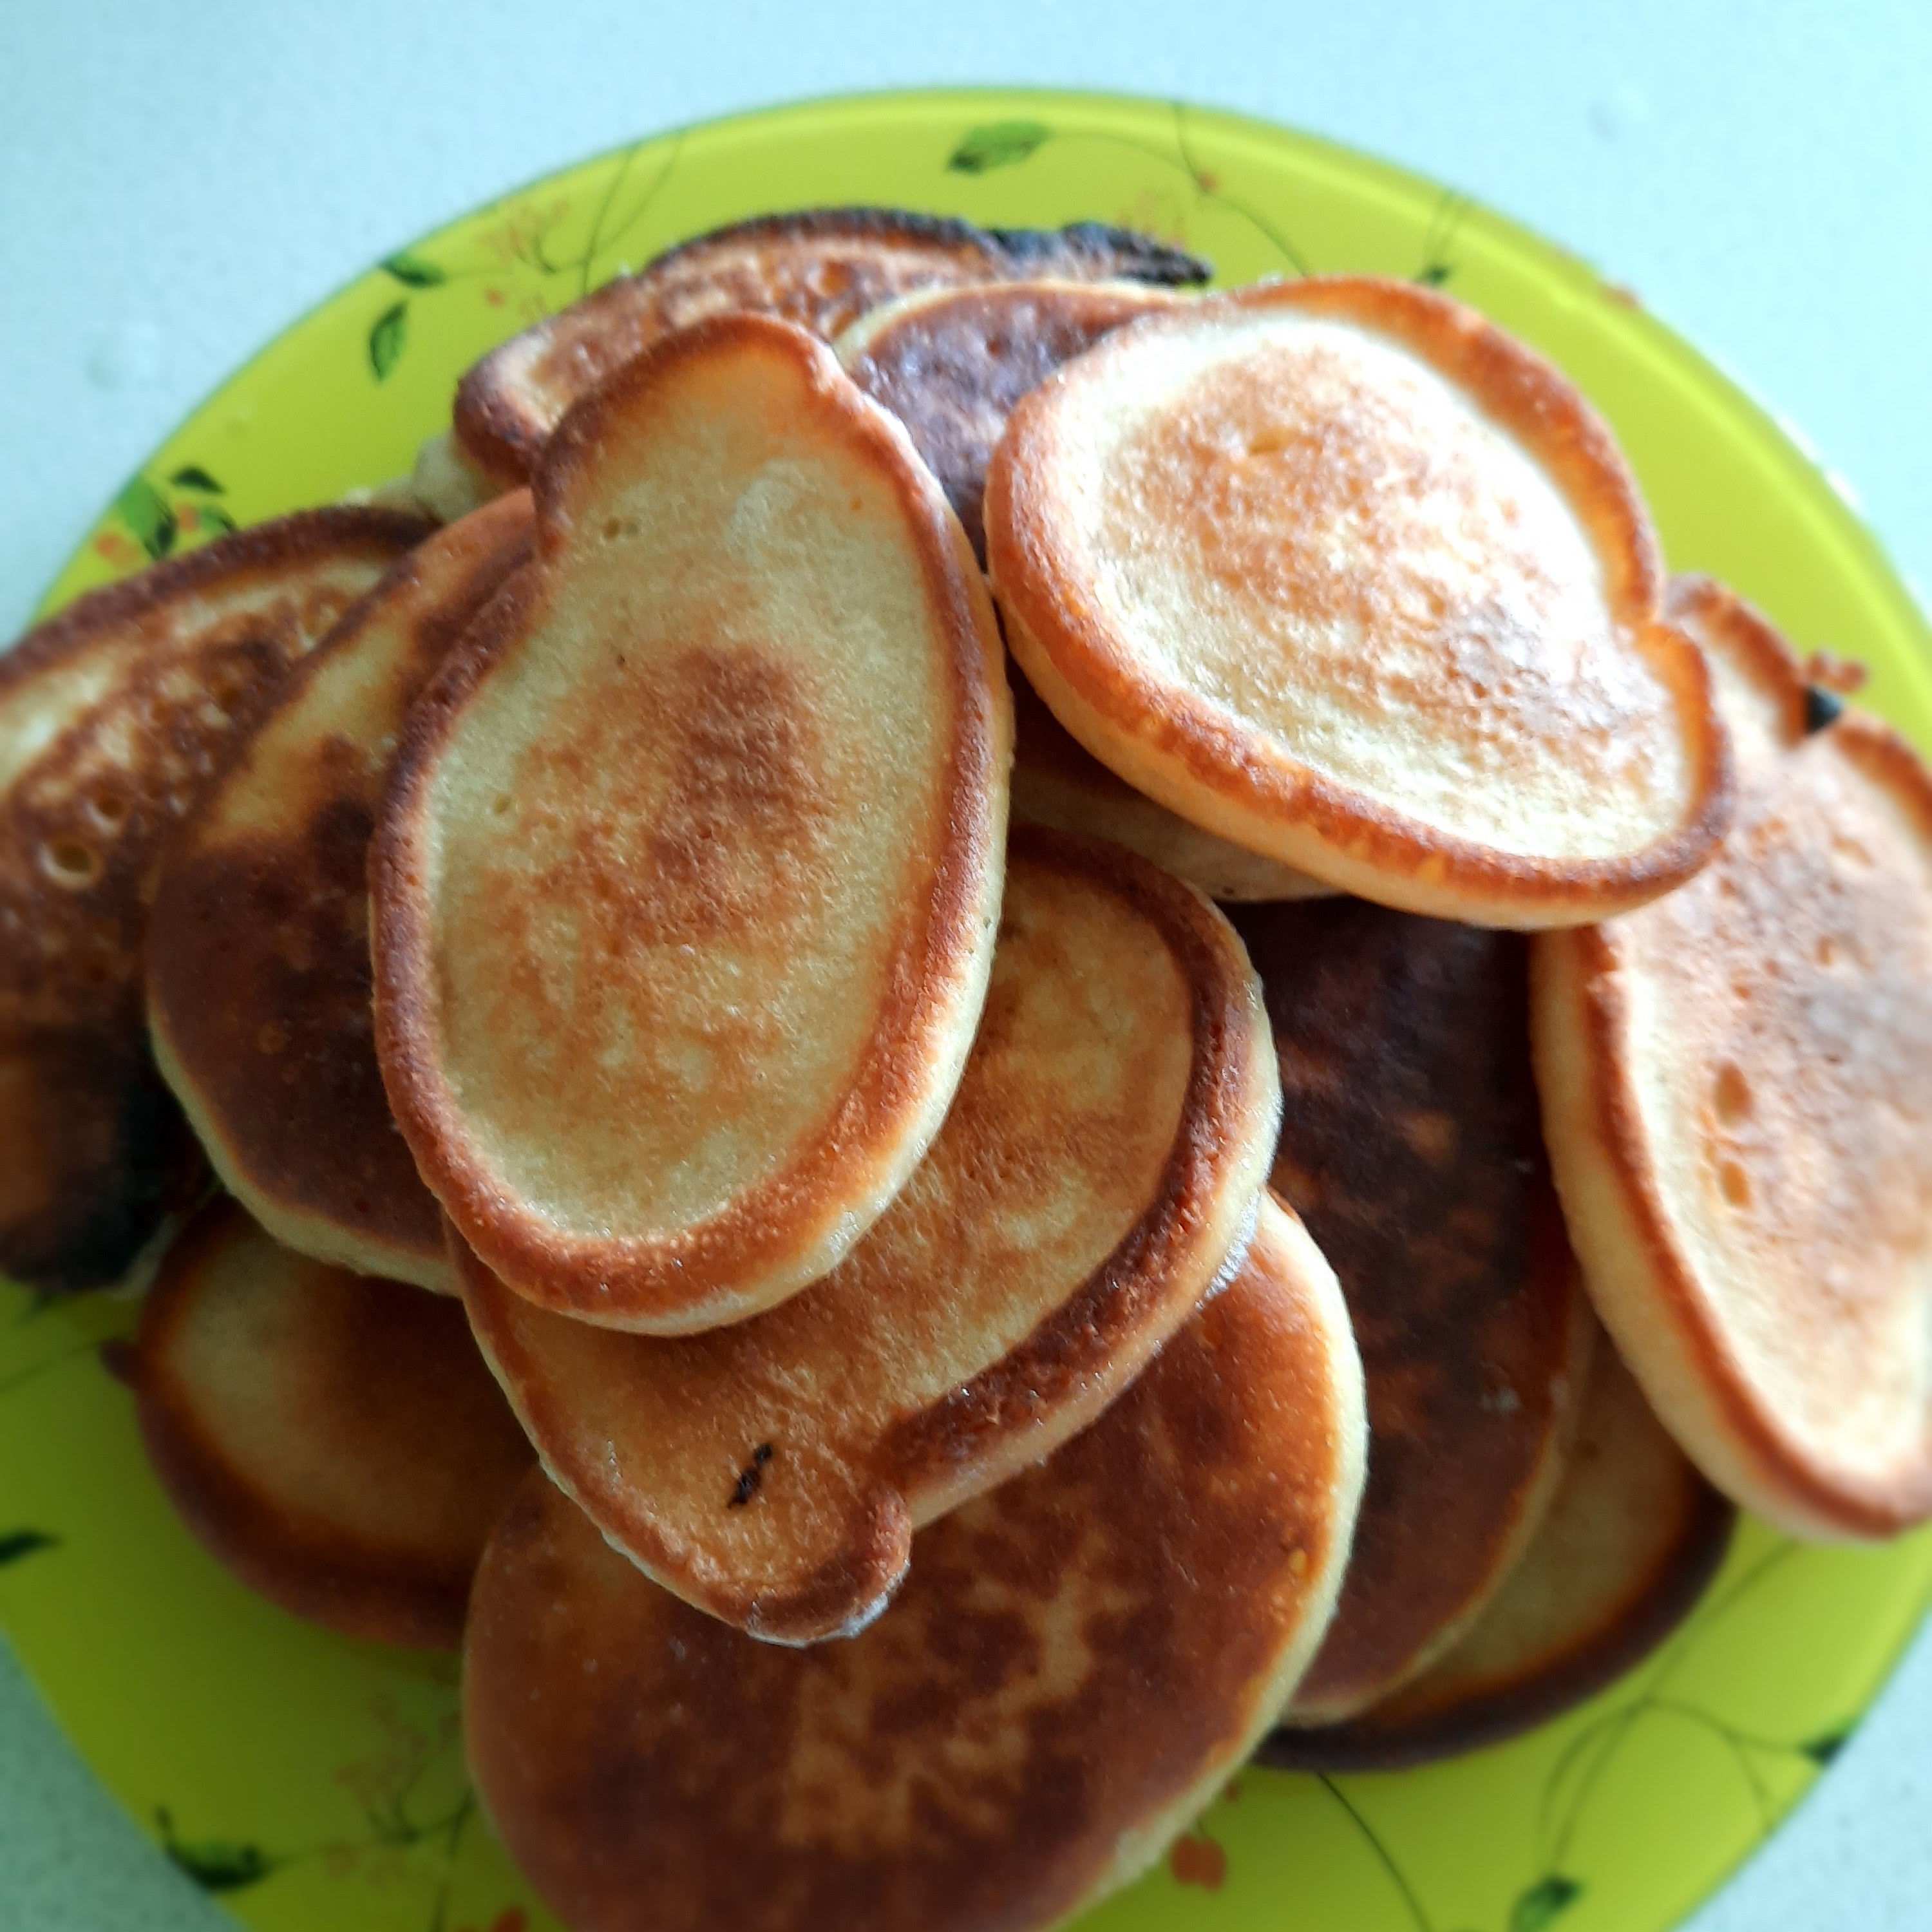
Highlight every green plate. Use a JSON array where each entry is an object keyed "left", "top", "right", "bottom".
[{"left": 5, "top": 88, "right": 1929, "bottom": 1932}]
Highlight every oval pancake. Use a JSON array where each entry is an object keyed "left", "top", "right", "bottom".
[
  {"left": 464, "top": 1197, "right": 1366, "bottom": 1932},
  {"left": 454, "top": 209, "right": 1209, "bottom": 488},
  {"left": 985, "top": 276, "right": 1733, "bottom": 927},
  {"left": 831, "top": 278, "right": 1327, "bottom": 904},
  {"left": 459, "top": 827, "right": 1281, "bottom": 1643},
  {"left": 1229, "top": 897, "right": 1593, "bottom": 1723},
  {"left": 375, "top": 316, "right": 1012, "bottom": 1332},
  {"left": 1532, "top": 576, "right": 1932, "bottom": 1537},
  {"left": 0, "top": 507, "right": 433, "bottom": 1293},
  {"left": 148, "top": 495, "right": 535, "bottom": 1293},
  {"left": 1258, "top": 1329, "right": 1735, "bottom": 1770},
  {"left": 135, "top": 1198, "right": 534, "bottom": 1648}
]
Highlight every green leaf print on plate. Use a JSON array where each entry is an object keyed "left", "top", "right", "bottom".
[{"left": 6, "top": 89, "right": 1931, "bottom": 1932}]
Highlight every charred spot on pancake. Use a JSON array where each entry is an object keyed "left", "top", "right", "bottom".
[
  {"left": 1804, "top": 684, "right": 1846, "bottom": 735},
  {"left": 727, "top": 1443, "right": 775, "bottom": 1509}
]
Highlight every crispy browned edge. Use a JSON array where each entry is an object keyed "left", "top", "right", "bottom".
[
  {"left": 1255, "top": 1478, "right": 1735, "bottom": 1770},
  {"left": 2, "top": 506, "right": 438, "bottom": 677},
  {"left": 455, "top": 821, "right": 1280, "bottom": 1644},
  {"left": 985, "top": 274, "right": 1736, "bottom": 929},
  {"left": 145, "top": 495, "right": 536, "bottom": 1288},
  {"left": 1531, "top": 574, "right": 1932, "bottom": 1537},
  {"left": 133, "top": 1201, "right": 474, "bottom": 1649},
  {"left": 453, "top": 208, "right": 1211, "bottom": 488},
  {"left": 376, "top": 314, "right": 1010, "bottom": 1329}
]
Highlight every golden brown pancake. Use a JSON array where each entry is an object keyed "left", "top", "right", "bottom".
[
  {"left": 836, "top": 278, "right": 1186, "bottom": 562},
  {"left": 0, "top": 508, "right": 433, "bottom": 1292},
  {"left": 985, "top": 275, "right": 1734, "bottom": 927},
  {"left": 460, "top": 826, "right": 1281, "bottom": 1643},
  {"left": 376, "top": 316, "right": 1012, "bottom": 1334},
  {"left": 135, "top": 1198, "right": 534, "bottom": 1648},
  {"left": 148, "top": 495, "right": 535, "bottom": 1293},
  {"left": 453, "top": 209, "right": 1209, "bottom": 489},
  {"left": 1258, "top": 1329, "right": 1734, "bottom": 1770},
  {"left": 1230, "top": 897, "right": 1593, "bottom": 1723},
  {"left": 1009, "top": 669, "right": 1331, "bottom": 902},
  {"left": 1533, "top": 576, "right": 1932, "bottom": 1537},
  {"left": 464, "top": 1197, "right": 1365, "bottom": 1932}
]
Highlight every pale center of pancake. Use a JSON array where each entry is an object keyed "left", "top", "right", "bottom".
[
  {"left": 1625, "top": 743, "right": 1932, "bottom": 1477},
  {"left": 430, "top": 437, "right": 949, "bottom": 1234},
  {"left": 1070, "top": 316, "right": 1689, "bottom": 858}
]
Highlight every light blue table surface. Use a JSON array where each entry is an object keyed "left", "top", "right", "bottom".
[{"left": 1, "top": 6, "right": 1927, "bottom": 1929}]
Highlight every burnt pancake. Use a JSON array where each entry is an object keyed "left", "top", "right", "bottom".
[
  {"left": 376, "top": 316, "right": 1012, "bottom": 1333},
  {"left": 985, "top": 276, "right": 1733, "bottom": 927},
  {"left": 0, "top": 508, "right": 433, "bottom": 1292},
  {"left": 453, "top": 208, "right": 1209, "bottom": 489},
  {"left": 149, "top": 495, "right": 535, "bottom": 1293},
  {"left": 1231, "top": 896, "right": 1593, "bottom": 1723},
  {"left": 135, "top": 1198, "right": 534, "bottom": 1648},
  {"left": 1258, "top": 1328, "right": 1735, "bottom": 1770},
  {"left": 459, "top": 827, "right": 1280, "bottom": 1643},
  {"left": 1533, "top": 576, "right": 1932, "bottom": 1537},
  {"left": 464, "top": 1195, "right": 1366, "bottom": 1932}
]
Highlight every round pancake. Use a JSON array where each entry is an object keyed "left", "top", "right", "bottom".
[
  {"left": 376, "top": 316, "right": 1012, "bottom": 1333},
  {"left": 454, "top": 208, "right": 1209, "bottom": 488},
  {"left": 464, "top": 1195, "right": 1365, "bottom": 1932},
  {"left": 1230, "top": 897, "right": 1593, "bottom": 1723},
  {"left": 836, "top": 278, "right": 1185, "bottom": 562},
  {"left": 459, "top": 826, "right": 1281, "bottom": 1643},
  {"left": 135, "top": 1198, "right": 535, "bottom": 1649},
  {"left": 985, "top": 276, "right": 1733, "bottom": 928},
  {"left": 1533, "top": 576, "right": 1932, "bottom": 1537},
  {"left": 1258, "top": 1329, "right": 1735, "bottom": 1770},
  {"left": 1009, "top": 668, "right": 1331, "bottom": 901},
  {"left": 148, "top": 495, "right": 535, "bottom": 1293},
  {"left": 0, "top": 507, "right": 433, "bottom": 1293}
]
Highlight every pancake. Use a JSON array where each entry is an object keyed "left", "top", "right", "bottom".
[
  {"left": 464, "top": 1197, "right": 1366, "bottom": 1932},
  {"left": 1010, "top": 670, "right": 1331, "bottom": 901},
  {"left": 0, "top": 507, "right": 433, "bottom": 1292},
  {"left": 453, "top": 208, "right": 1209, "bottom": 489},
  {"left": 1229, "top": 897, "right": 1593, "bottom": 1723},
  {"left": 135, "top": 1198, "right": 535, "bottom": 1648},
  {"left": 1258, "top": 1330, "right": 1735, "bottom": 1770},
  {"left": 375, "top": 316, "right": 1012, "bottom": 1333},
  {"left": 836, "top": 278, "right": 1186, "bottom": 562},
  {"left": 459, "top": 826, "right": 1281, "bottom": 1643},
  {"left": 148, "top": 495, "right": 535, "bottom": 1293},
  {"left": 984, "top": 275, "right": 1734, "bottom": 928},
  {"left": 1533, "top": 576, "right": 1932, "bottom": 1537}
]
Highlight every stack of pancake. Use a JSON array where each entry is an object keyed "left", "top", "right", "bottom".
[{"left": 3, "top": 205, "right": 1928, "bottom": 1932}]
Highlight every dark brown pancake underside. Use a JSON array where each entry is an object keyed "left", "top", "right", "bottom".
[
  {"left": 464, "top": 1258, "right": 1349, "bottom": 1932},
  {"left": 1229, "top": 898, "right": 1581, "bottom": 1717},
  {"left": 844, "top": 281, "right": 1177, "bottom": 560},
  {"left": 0, "top": 509, "right": 431, "bottom": 1290},
  {"left": 135, "top": 1199, "right": 533, "bottom": 1647},
  {"left": 147, "top": 502, "right": 534, "bottom": 1269},
  {"left": 453, "top": 208, "right": 1210, "bottom": 483}
]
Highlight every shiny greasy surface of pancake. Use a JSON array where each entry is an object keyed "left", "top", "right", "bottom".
[
  {"left": 1259, "top": 1332, "right": 1734, "bottom": 1770},
  {"left": 0, "top": 508, "right": 432, "bottom": 1291},
  {"left": 1010, "top": 670, "right": 1330, "bottom": 901},
  {"left": 453, "top": 208, "right": 1209, "bottom": 488},
  {"left": 1533, "top": 577, "right": 1932, "bottom": 1537},
  {"left": 149, "top": 496, "right": 534, "bottom": 1294},
  {"left": 464, "top": 1202, "right": 1365, "bottom": 1932},
  {"left": 1232, "top": 897, "right": 1592, "bottom": 1723},
  {"left": 377, "top": 316, "right": 1010, "bottom": 1332},
  {"left": 460, "top": 828, "right": 1280, "bottom": 1642},
  {"left": 135, "top": 1199, "right": 534, "bottom": 1648},
  {"left": 985, "top": 276, "right": 1732, "bottom": 927},
  {"left": 837, "top": 278, "right": 1184, "bottom": 561}
]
